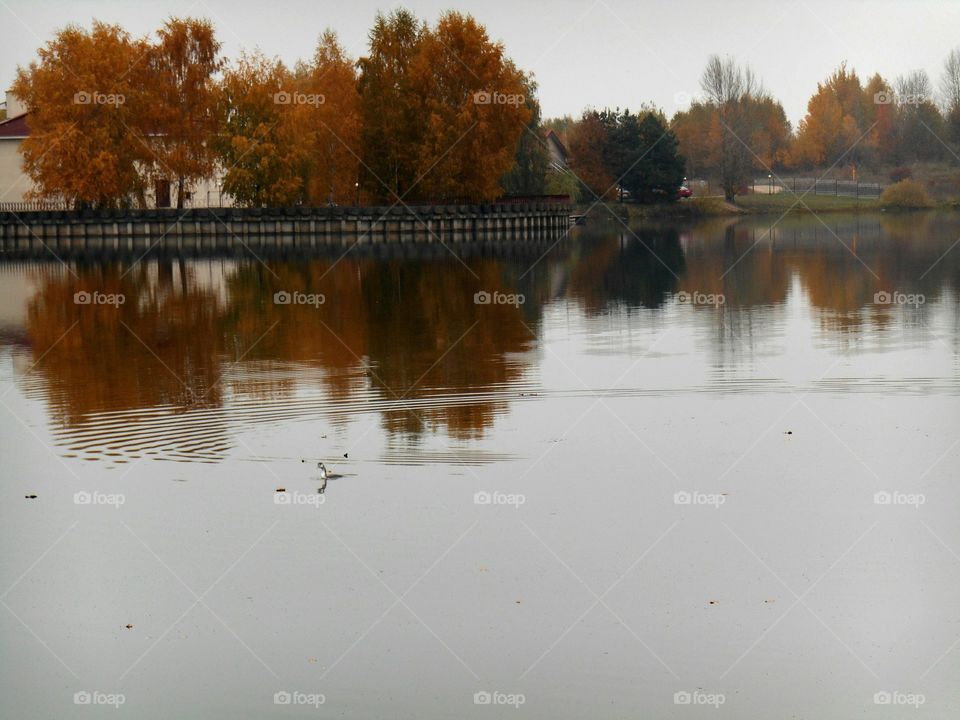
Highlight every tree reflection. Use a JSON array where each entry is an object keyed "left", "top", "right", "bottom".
[{"left": 11, "top": 211, "right": 960, "bottom": 461}]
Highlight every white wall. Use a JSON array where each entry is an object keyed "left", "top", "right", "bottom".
[{"left": 0, "top": 139, "right": 31, "bottom": 203}]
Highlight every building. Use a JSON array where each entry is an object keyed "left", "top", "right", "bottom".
[
  {"left": 0, "top": 89, "right": 231, "bottom": 209},
  {"left": 0, "top": 92, "right": 31, "bottom": 206},
  {"left": 545, "top": 129, "right": 569, "bottom": 171}
]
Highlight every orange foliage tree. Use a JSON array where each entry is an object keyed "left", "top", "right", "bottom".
[
  {"left": 217, "top": 51, "right": 305, "bottom": 206},
  {"left": 12, "top": 22, "right": 153, "bottom": 208},
  {"left": 358, "top": 9, "right": 531, "bottom": 203},
  {"left": 409, "top": 11, "right": 531, "bottom": 201},
  {"left": 292, "top": 30, "right": 362, "bottom": 205},
  {"left": 147, "top": 18, "right": 223, "bottom": 208},
  {"left": 567, "top": 110, "right": 615, "bottom": 200},
  {"left": 357, "top": 9, "right": 428, "bottom": 203},
  {"left": 790, "top": 64, "right": 870, "bottom": 170}
]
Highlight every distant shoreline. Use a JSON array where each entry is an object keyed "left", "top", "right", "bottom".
[{"left": 574, "top": 196, "right": 959, "bottom": 221}]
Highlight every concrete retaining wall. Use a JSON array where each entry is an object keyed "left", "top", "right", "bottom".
[{"left": 0, "top": 202, "right": 571, "bottom": 258}]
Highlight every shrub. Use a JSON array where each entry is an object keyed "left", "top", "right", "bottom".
[
  {"left": 544, "top": 170, "right": 581, "bottom": 202},
  {"left": 879, "top": 179, "right": 933, "bottom": 209},
  {"left": 889, "top": 167, "right": 913, "bottom": 183}
]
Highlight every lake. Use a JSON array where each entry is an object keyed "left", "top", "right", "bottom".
[{"left": 1, "top": 210, "right": 958, "bottom": 718}]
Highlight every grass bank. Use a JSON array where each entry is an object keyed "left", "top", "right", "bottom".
[
  {"left": 574, "top": 197, "right": 742, "bottom": 221},
  {"left": 571, "top": 193, "right": 958, "bottom": 222},
  {"left": 738, "top": 191, "right": 960, "bottom": 213},
  {"left": 735, "top": 193, "right": 880, "bottom": 213}
]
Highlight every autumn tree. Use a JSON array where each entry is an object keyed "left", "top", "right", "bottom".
[
  {"left": 358, "top": 9, "right": 531, "bottom": 203},
  {"left": 670, "top": 102, "right": 717, "bottom": 178},
  {"left": 217, "top": 51, "right": 305, "bottom": 206},
  {"left": 293, "top": 30, "right": 362, "bottom": 205},
  {"left": 406, "top": 11, "right": 531, "bottom": 201},
  {"left": 147, "top": 18, "right": 223, "bottom": 208},
  {"left": 699, "top": 55, "right": 768, "bottom": 200},
  {"left": 567, "top": 110, "right": 615, "bottom": 200},
  {"left": 863, "top": 72, "right": 897, "bottom": 164},
  {"left": 357, "top": 9, "right": 425, "bottom": 203},
  {"left": 790, "top": 64, "right": 870, "bottom": 170},
  {"left": 12, "top": 22, "right": 152, "bottom": 208},
  {"left": 217, "top": 34, "right": 362, "bottom": 208}
]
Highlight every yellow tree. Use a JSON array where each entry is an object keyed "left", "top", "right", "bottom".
[
  {"left": 12, "top": 22, "right": 152, "bottom": 208},
  {"left": 148, "top": 18, "right": 223, "bottom": 208},
  {"left": 790, "top": 64, "right": 866, "bottom": 170},
  {"left": 671, "top": 102, "right": 721, "bottom": 177},
  {"left": 410, "top": 11, "right": 531, "bottom": 201}
]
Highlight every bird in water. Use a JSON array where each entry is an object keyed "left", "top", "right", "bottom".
[{"left": 315, "top": 462, "right": 328, "bottom": 494}]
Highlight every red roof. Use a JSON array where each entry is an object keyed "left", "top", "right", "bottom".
[{"left": 0, "top": 113, "right": 29, "bottom": 138}]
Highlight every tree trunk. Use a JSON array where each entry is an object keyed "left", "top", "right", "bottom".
[{"left": 176, "top": 177, "right": 185, "bottom": 209}]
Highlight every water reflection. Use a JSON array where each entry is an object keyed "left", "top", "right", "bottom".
[{"left": 4, "top": 211, "right": 959, "bottom": 463}]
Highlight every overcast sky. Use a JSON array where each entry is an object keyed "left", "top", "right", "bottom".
[{"left": 2, "top": 0, "right": 959, "bottom": 126}]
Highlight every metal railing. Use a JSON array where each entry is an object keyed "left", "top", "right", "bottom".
[
  {"left": 0, "top": 200, "right": 71, "bottom": 212},
  {"left": 754, "top": 177, "right": 883, "bottom": 198}
]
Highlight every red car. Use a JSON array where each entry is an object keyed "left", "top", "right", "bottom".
[{"left": 678, "top": 184, "right": 693, "bottom": 199}]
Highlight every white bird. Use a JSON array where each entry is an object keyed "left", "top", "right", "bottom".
[{"left": 315, "top": 462, "right": 328, "bottom": 493}]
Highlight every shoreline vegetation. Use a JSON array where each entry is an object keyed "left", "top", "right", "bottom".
[
  {"left": 8, "top": 14, "right": 959, "bottom": 217},
  {"left": 576, "top": 191, "right": 959, "bottom": 222}
]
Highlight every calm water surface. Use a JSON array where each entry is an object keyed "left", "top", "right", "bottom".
[{"left": 1, "top": 211, "right": 958, "bottom": 718}]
